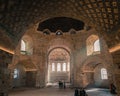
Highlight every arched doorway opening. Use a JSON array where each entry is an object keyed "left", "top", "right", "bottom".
[
  {"left": 12, "top": 60, "right": 37, "bottom": 88},
  {"left": 47, "top": 47, "right": 70, "bottom": 86},
  {"left": 82, "top": 57, "right": 109, "bottom": 88}
]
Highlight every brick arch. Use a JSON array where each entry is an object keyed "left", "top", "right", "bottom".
[
  {"left": 47, "top": 37, "right": 72, "bottom": 67},
  {"left": 81, "top": 56, "right": 107, "bottom": 72},
  {"left": 86, "top": 34, "right": 100, "bottom": 56},
  {"left": 48, "top": 47, "right": 71, "bottom": 58},
  {"left": 47, "top": 37, "right": 72, "bottom": 83},
  {"left": 81, "top": 56, "right": 109, "bottom": 88},
  {"left": 47, "top": 47, "right": 71, "bottom": 83}
]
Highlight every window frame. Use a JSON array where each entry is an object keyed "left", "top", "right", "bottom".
[
  {"left": 13, "top": 69, "right": 18, "bottom": 79},
  {"left": 101, "top": 68, "right": 108, "bottom": 80},
  {"left": 20, "top": 40, "right": 27, "bottom": 54}
]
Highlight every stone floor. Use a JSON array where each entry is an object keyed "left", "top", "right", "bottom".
[{"left": 9, "top": 87, "right": 117, "bottom": 96}]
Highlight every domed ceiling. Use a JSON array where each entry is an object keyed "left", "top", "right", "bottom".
[
  {"left": 37, "top": 17, "right": 84, "bottom": 34},
  {"left": 0, "top": 0, "right": 120, "bottom": 50}
]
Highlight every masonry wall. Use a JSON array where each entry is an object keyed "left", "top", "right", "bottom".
[
  {"left": 72, "top": 28, "right": 113, "bottom": 88},
  {"left": 10, "top": 25, "right": 113, "bottom": 89},
  {"left": 0, "top": 50, "right": 13, "bottom": 96},
  {"left": 112, "top": 50, "right": 120, "bottom": 95}
]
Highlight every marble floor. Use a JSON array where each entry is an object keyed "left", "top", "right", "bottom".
[{"left": 9, "top": 87, "right": 117, "bottom": 96}]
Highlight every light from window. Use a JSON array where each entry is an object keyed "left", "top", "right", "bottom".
[
  {"left": 101, "top": 68, "right": 108, "bottom": 79},
  {"left": 67, "top": 62, "right": 70, "bottom": 71},
  {"left": 63, "top": 63, "right": 66, "bottom": 71},
  {"left": 13, "top": 69, "right": 18, "bottom": 79},
  {"left": 52, "top": 63, "right": 55, "bottom": 71},
  {"left": 94, "top": 39, "right": 100, "bottom": 51},
  {"left": 57, "top": 63, "right": 61, "bottom": 71},
  {"left": 21, "top": 40, "right": 26, "bottom": 51}
]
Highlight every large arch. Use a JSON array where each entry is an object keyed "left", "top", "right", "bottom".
[
  {"left": 46, "top": 37, "right": 73, "bottom": 86},
  {"left": 81, "top": 56, "right": 110, "bottom": 88},
  {"left": 0, "top": 25, "right": 15, "bottom": 54},
  {"left": 47, "top": 47, "right": 70, "bottom": 84},
  {"left": 11, "top": 59, "right": 37, "bottom": 88}
]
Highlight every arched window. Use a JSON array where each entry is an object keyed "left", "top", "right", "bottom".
[
  {"left": 52, "top": 63, "right": 55, "bottom": 71},
  {"left": 86, "top": 35, "right": 100, "bottom": 56},
  {"left": 67, "top": 62, "right": 70, "bottom": 71},
  {"left": 21, "top": 40, "right": 26, "bottom": 54},
  {"left": 101, "top": 68, "right": 108, "bottom": 79},
  {"left": 21, "top": 40, "right": 26, "bottom": 51},
  {"left": 13, "top": 69, "right": 18, "bottom": 79},
  {"left": 63, "top": 63, "right": 66, "bottom": 71},
  {"left": 94, "top": 39, "right": 100, "bottom": 51},
  {"left": 20, "top": 36, "right": 33, "bottom": 55},
  {"left": 57, "top": 63, "right": 61, "bottom": 72}
]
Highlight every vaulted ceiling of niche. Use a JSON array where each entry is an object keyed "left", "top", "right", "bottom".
[{"left": 49, "top": 48, "right": 70, "bottom": 61}]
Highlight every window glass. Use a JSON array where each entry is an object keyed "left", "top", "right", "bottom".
[
  {"left": 67, "top": 62, "right": 70, "bottom": 71},
  {"left": 101, "top": 68, "right": 108, "bottom": 79},
  {"left": 63, "top": 63, "right": 66, "bottom": 71},
  {"left": 94, "top": 39, "right": 100, "bottom": 51},
  {"left": 52, "top": 63, "right": 55, "bottom": 71},
  {"left": 57, "top": 63, "right": 61, "bottom": 71},
  {"left": 14, "top": 69, "right": 18, "bottom": 79},
  {"left": 21, "top": 40, "right": 26, "bottom": 51}
]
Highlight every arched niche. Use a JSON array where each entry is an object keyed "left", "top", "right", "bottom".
[
  {"left": 82, "top": 56, "right": 109, "bottom": 88},
  {"left": 20, "top": 35, "right": 33, "bottom": 55},
  {"left": 47, "top": 47, "right": 70, "bottom": 84},
  {"left": 12, "top": 64, "right": 26, "bottom": 88},
  {"left": 12, "top": 59, "right": 37, "bottom": 88},
  {"left": 45, "top": 37, "right": 73, "bottom": 86},
  {"left": 86, "top": 34, "right": 100, "bottom": 56}
]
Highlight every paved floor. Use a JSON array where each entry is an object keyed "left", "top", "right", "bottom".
[{"left": 9, "top": 87, "right": 117, "bottom": 96}]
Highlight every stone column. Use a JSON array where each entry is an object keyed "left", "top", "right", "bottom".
[
  {"left": 0, "top": 50, "right": 13, "bottom": 96},
  {"left": 36, "top": 70, "right": 45, "bottom": 88},
  {"left": 35, "top": 47, "right": 46, "bottom": 88}
]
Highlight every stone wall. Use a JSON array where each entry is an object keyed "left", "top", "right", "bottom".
[
  {"left": 49, "top": 72, "right": 70, "bottom": 83},
  {"left": 0, "top": 50, "right": 13, "bottom": 96},
  {"left": 73, "top": 28, "right": 113, "bottom": 88},
  {"left": 10, "top": 25, "right": 114, "bottom": 89},
  {"left": 26, "top": 71, "right": 36, "bottom": 87},
  {"left": 112, "top": 50, "right": 120, "bottom": 95}
]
